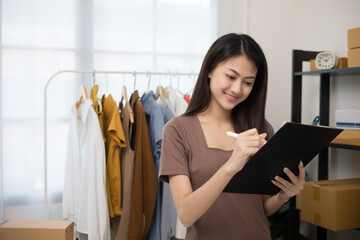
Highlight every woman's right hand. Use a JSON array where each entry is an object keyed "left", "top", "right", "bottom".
[{"left": 227, "top": 128, "right": 267, "bottom": 173}]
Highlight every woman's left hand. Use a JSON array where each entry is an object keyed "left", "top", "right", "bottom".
[{"left": 271, "top": 161, "right": 306, "bottom": 203}]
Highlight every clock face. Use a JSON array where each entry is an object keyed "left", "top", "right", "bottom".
[{"left": 315, "top": 51, "right": 338, "bottom": 70}]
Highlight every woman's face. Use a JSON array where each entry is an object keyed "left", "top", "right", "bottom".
[{"left": 208, "top": 55, "right": 257, "bottom": 112}]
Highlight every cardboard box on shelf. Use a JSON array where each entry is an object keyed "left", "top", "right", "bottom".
[
  {"left": 348, "top": 48, "right": 360, "bottom": 68},
  {"left": 0, "top": 220, "right": 74, "bottom": 240},
  {"left": 337, "top": 57, "right": 348, "bottom": 68},
  {"left": 297, "top": 178, "right": 360, "bottom": 232},
  {"left": 310, "top": 59, "right": 319, "bottom": 71},
  {"left": 348, "top": 27, "right": 360, "bottom": 49}
]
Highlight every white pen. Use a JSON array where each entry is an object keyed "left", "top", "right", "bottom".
[
  {"left": 226, "top": 131, "right": 267, "bottom": 144},
  {"left": 226, "top": 131, "right": 238, "bottom": 138}
]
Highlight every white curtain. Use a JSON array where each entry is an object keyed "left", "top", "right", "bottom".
[{"left": 1, "top": 0, "right": 217, "bottom": 221}]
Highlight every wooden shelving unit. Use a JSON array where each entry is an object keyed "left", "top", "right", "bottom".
[
  {"left": 290, "top": 50, "right": 360, "bottom": 240},
  {"left": 330, "top": 130, "right": 360, "bottom": 149}
]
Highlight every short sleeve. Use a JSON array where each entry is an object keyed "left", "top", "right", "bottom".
[{"left": 159, "top": 118, "right": 189, "bottom": 183}]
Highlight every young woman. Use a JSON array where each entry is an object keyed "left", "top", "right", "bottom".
[{"left": 159, "top": 33, "right": 305, "bottom": 239}]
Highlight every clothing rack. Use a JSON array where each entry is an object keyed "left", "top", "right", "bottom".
[{"left": 43, "top": 69, "right": 198, "bottom": 219}]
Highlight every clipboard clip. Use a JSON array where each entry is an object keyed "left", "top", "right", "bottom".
[{"left": 312, "top": 116, "right": 321, "bottom": 126}]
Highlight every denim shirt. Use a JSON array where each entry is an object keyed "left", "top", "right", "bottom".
[{"left": 141, "top": 91, "right": 165, "bottom": 240}]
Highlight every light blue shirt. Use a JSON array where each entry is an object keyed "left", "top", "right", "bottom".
[
  {"left": 159, "top": 99, "right": 178, "bottom": 240},
  {"left": 141, "top": 91, "right": 165, "bottom": 240}
]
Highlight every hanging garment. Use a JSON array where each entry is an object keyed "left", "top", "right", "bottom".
[
  {"left": 140, "top": 91, "right": 165, "bottom": 240},
  {"left": 165, "top": 86, "right": 188, "bottom": 116},
  {"left": 184, "top": 93, "right": 191, "bottom": 104},
  {"left": 63, "top": 99, "right": 110, "bottom": 240},
  {"left": 128, "top": 90, "right": 158, "bottom": 240},
  {"left": 114, "top": 101, "right": 136, "bottom": 240},
  {"left": 157, "top": 98, "right": 178, "bottom": 240},
  {"left": 102, "top": 94, "right": 126, "bottom": 217},
  {"left": 90, "top": 86, "right": 117, "bottom": 219},
  {"left": 90, "top": 85, "right": 105, "bottom": 142},
  {"left": 161, "top": 89, "right": 188, "bottom": 239},
  {"left": 157, "top": 98, "right": 176, "bottom": 124}
]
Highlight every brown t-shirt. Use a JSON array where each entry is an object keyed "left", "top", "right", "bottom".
[{"left": 159, "top": 115, "right": 271, "bottom": 240}]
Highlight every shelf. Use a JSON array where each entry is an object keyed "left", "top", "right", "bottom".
[
  {"left": 329, "top": 143, "right": 360, "bottom": 150},
  {"left": 329, "top": 129, "right": 360, "bottom": 150},
  {"left": 291, "top": 50, "right": 360, "bottom": 240},
  {"left": 294, "top": 67, "right": 360, "bottom": 76}
]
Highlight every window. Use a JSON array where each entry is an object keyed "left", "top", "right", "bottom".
[{"left": 1, "top": 0, "right": 217, "bottom": 220}]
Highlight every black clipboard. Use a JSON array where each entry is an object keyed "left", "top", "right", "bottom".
[{"left": 223, "top": 122, "right": 343, "bottom": 195}]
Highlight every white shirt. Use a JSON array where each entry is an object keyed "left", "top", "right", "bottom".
[
  {"left": 165, "top": 86, "right": 188, "bottom": 116},
  {"left": 63, "top": 99, "right": 110, "bottom": 240}
]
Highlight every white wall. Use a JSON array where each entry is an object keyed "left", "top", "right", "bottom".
[
  {"left": 218, "top": 0, "right": 247, "bottom": 36},
  {"left": 218, "top": 0, "right": 360, "bottom": 239}
]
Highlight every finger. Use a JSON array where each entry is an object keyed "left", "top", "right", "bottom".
[
  {"left": 236, "top": 136, "right": 261, "bottom": 145},
  {"left": 245, "top": 135, "right": 261, "bottom": 141},
  {"left": 271, "top": 180, "right": 295, "bottom": 197},
  {"left": 246, "top": 140, "right": 262, "bottom": 148},
  {"left": 298, "top": 161, "right": 306, "bottom": 181},
  {"left": 274, "top": 176, "right": 298, "bottom": 192},
  {"left": 259, "top": 133, "right": 267, "bottom": 140},
  {"left": 245, "top": 138, "right": 264, "bottom": 149},
  {"left": 283, "top": 167, "right": 298, "bottom": 184},
  {"left": 236, "top": 134, "right": 261, "bottom": 144},
  {"left": 275, "top": 175, "right": 302, "bottom": 194},
  {"left": 242, "top": 128, "right": 259, "bottom": 136},
  {"left": 246, "top": 147, "right": 260, "bottom": 156}
]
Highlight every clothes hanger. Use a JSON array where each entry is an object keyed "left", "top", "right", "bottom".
[
  {"left": 155, "top": 85, "right": 167, "bottom": 100},
  {"left": 91, "top": 71, "right": 103, "bottom": 114},
  {"left": 120, "top": 73, "right": 134, "bottom": 123},
  {"left": 93, "top": 70, "right": 96, "bottom": 86},
  {"left": 156, "top": 70, "right": 171, "bottom": 100},
  {"left": 168, "top": 71, "right": 173, "bottom": 90},
  {"left": 161, "top": 86, "right": 167, "bottom": 99},
  {"left": 76, "top": 73, "right": 89, "bottom": 109},
  {"left": 122, "top": 85, "right": 128, "bottom": 103},
  {"left": 120, "top": 73, "right": 128, "bottom": 102},
  {"left": 185, "top": 71, "right": 196, "bottom": 97},
  {"left": 155, "top": 75, "right": 161, "bottom": 100},
  {"left": 145, "top": 71, "right": 152, "bottom": 93},
  {"left": 119, "top": 74, "right": 125, "bottom": 107},
  {"left": 81, "top": 84, "right": 89, "bottom": 99},
  {"left": 155, "top": 74, "right": 167, "bottom": 100},
  {"left": 104, "top": 72, "right": 109, "bottom": 96},
  {"left": 133, "top": 71, "right": 137, "bottom": 92},
  {"left": 174, "top": 70, "right": 184, "bottom": 97}
]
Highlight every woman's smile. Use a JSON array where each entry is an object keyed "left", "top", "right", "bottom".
[{"left": 224, "top": 91, "right": 239, "bottom": 102}]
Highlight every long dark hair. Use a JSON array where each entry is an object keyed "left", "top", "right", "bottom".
[{"left": 185, "top": 33, "right": 270, "bottom": 137}]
